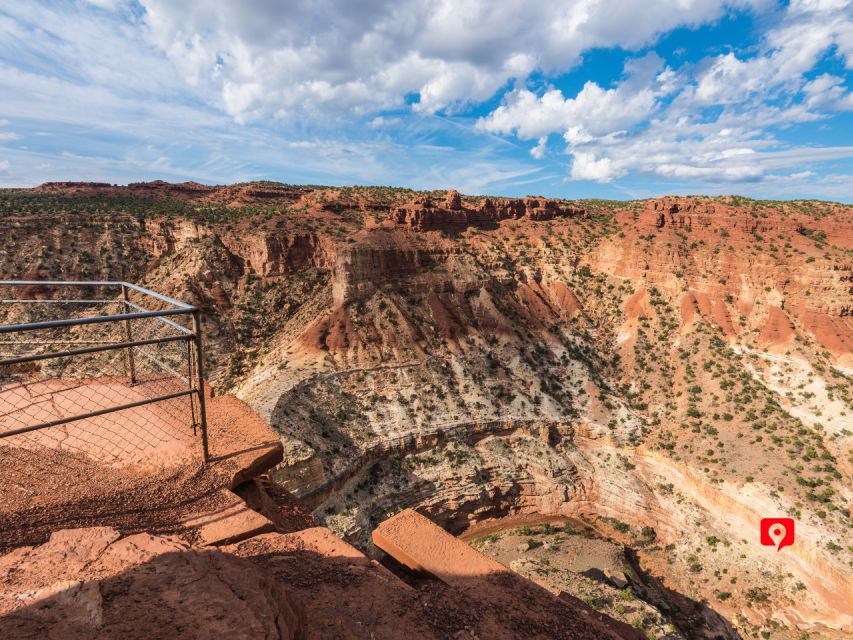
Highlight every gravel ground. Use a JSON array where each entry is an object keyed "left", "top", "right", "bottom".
[{"left": 0, "top": 392, "right": 283, "bottom": 551}]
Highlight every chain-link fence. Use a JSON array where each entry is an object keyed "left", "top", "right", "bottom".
[{"left": 0, "top": 281, "right": 208, "bottom": 475}]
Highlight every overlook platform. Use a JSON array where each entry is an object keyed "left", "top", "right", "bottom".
[
  {"left": 0, "top": 281, "right": 285, "bottom": 549},
  {"left": 0, "top": 377, "right": 194, "bottom": 468}
]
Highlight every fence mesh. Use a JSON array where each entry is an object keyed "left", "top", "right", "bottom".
[{"left": 0, "top": 283, "right": 205, "bottom": 490}]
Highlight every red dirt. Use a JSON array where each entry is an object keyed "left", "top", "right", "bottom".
[
  {"left": 711, "top": 295, "right": 736, "bottom": 336},
  {"left": 517, "top": 281, "right": 555, "bottom": 327},
  {"left": 797, "top": 306, "right": 853, "bottom": 364},
  {"left": 542, "top": 279, "right": 582, "bottom": 317},
  {"left": 679, "top": 292, "right": 698, "bottom": 325},
  {"left": 0, "top": 527, "right": 301, "bottom": 640},
  {"left": 624, "top": 288, "right": 649, "bottom": 320},
  {"left": 0, "top": 391, "right": 283, "bottom": 550},
  {"left": 757, "top": 305, "right": 796, "bottom": 350},
  {"left": 228, "top": 523, "right": 643, "bottom": 640}
]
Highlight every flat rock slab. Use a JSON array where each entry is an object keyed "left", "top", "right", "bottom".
[
  {"left": 373, "top": 509, "right": 644, "bottom": 640},
  {"left": 372, "top": 508, "right": 508, "bottom": 586},
  {"left": 204, "top": 392, "right": 284, "bottom": 488},
  {"left": 0, "top": 378, "right": 196, "bottom": 468},
  {"left": 182, "top": 489, "right": 274, "bottom": 546}
]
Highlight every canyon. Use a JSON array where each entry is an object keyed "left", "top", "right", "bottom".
[{"left": 1, "top": 181, "right": 851, "bottom": 639}]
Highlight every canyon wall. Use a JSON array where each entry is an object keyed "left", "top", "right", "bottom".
[{"left": 2, "top": 183, "right": 851, "bottom": 638}]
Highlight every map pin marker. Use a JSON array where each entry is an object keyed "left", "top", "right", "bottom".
[{"left": 769, "top": 523, "right": 787, "bottom": 551}]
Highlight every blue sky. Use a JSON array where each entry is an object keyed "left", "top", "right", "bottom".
[{"left": 0, "top": 0, "right": 852, "bottom": 200}]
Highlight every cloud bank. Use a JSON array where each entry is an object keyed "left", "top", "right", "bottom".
[
  {"left": 477, "top": 0, "right": 853, "bottom": 183},
  {"left": 0, "top": 0, "right": 851, "bottom": 198}
]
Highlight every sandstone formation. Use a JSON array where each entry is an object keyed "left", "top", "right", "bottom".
[
  {"left": 1, "top": 182, "right": 851, "bottom": 638},
  {"left": 0, "top": 527, "right": 302, "bottom": 640},
  {"left": 391, "top": 190, "right": 583, "bottom": 230}
]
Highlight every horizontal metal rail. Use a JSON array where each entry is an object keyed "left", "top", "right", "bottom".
[
  {"left": 0, "top": 333, "right": 192, "bottom": 366},
  {"left": 0, "top": 388, "right": 197, "bottom": 439},
  {"left": 0, "top": 280, "right": 210, "bottom": 462},
  {"left": 0, "top": 308, "right": 193, "bottom": 334},
  {"left": 0, "top": 280, "right": 196, "bottom": 310},
  {"left": 1, "top": 299, "right": 124, "bottom": 304},
  {"left": 123, "top": 299, "right": 192, "bottom": 335}
]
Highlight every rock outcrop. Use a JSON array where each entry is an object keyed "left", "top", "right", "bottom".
[
  {"left": 391, "top": 191, "right": 583, "bottom": 230},
  {"left": 0, "top": 527, "right": 302, "bottom": 640},
  {"left": 3, "top": 182, "right": 852, "bottom": 639}
]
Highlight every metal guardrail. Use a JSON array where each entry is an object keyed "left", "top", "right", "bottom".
[{"left": 0, "top": 281, "right": 209, "bottom": 462}]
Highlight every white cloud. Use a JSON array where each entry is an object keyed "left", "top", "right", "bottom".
[
  {"left": 692, "top": 1, "right": 853, "bottom": 107},
  {"left": 480, "top": 0, "right": 853, "bottom": 185},
  {"left": 82, "top": 0, "right": 121, "bottom": 9},
  {"left": 0, "top": 160, "right": 10, "bottom": 172},
  {"left": 369, "top": 116, "right": 401, "bottom": 128},
  {"left": 571, "top": 153, "right": 621, "bottom": 182},
  {"left": 0, "top": 132, "right": 19, "bottom": 142},
  {"left": 694, "top": 53, "right": 763, "bottom": 104},
  {"left": 0, "top": 0, "right": 851, "bottom": 198},
  {"left": 530, "top": 137, "right": 547, "bottom": 159},
  {"left": 0, "top": 0, "right": 545, "bottom": 192},
  {"left": 804, "top": 74, "right": 853, "bottom": 111},
  {"left": 139, "top": 0, "right": 764, "bottom": 120},
  {"left": 479, "top": 53, "right": 673, "bottom": 141}
]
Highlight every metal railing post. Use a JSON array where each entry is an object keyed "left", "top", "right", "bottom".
[
  {"left": 191, "top": 309, "right": 210, "bottom": 462},
  {"left": 121, "top": 284, "right": 137, "bottom": 384}
]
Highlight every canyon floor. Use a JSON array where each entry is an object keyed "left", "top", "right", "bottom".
[{"left": 1, "top": 181, "right": 851, "bottom": 638}]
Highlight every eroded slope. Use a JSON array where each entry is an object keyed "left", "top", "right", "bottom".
[{"left": 2, "top": 182, "right": 851, "bottom": 639}]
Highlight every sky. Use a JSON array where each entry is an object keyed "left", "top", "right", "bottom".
[{"left": 0, "top": 0, "right": 852, "bottom": 200}]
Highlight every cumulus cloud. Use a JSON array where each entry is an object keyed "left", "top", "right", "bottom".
[
  {"left": 572, "top": 153, "right": 621, "bottom": 182},
  {"left": 479, "top": 0, "right": 853, "bottom": 184},
  {"left": 368, "top": 116, "right": 401, "bottom": 128},
  {"left": 139, "top": 0, "right": 763, "bottom": 120},
  {"left": 692, "top": 0, "right": 853, "bottom": 106},
  {"left": 804, "top": 74, "right": 853, "bottom": 111},
  {"left": 530, "top": 137, "right": 547, "bottom": 159},
  {"left": 479, "top": 53, "right": 674, "bottom": 141},
  {"left": 0, "top": 1, "right": 549, "bottom": 191},
  {"left": 2, "top": 0, "right": 852, "bottom": 197}
]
